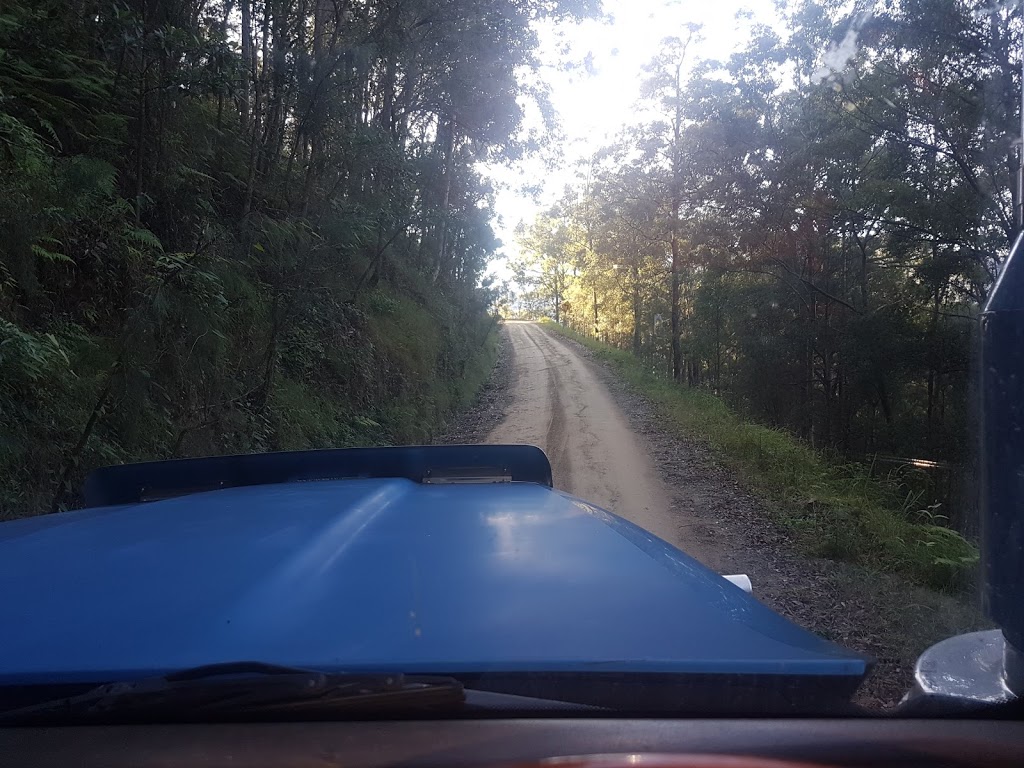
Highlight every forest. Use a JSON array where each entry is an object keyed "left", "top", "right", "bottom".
[
  {"left": 0, "top": 0, "right": 596, "bottom": 518},
  {"left": 513, "top": 0, "right": 1019, "bottom": 534}
]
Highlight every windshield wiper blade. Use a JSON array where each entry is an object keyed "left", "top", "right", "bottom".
[{"left": 0, "top": 662, "right": 465, "bottom": 724}]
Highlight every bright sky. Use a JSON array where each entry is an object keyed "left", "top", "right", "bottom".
[{"left": 485, "top": 0, "right": 779, "bottom": 282}]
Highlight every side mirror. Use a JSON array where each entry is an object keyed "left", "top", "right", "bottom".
[{"left": 902, "top": 232, "right": 1024, "bottom": 713}]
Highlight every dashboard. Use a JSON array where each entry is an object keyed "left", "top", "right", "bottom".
[{"left": 2, "top": 717, "right": 1023, "bottom": 767}]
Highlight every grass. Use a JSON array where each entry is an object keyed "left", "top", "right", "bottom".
[
  {"left": 541, "top": 320, "right": 980, "bottom": 591},
  {"left": 367, "top": 287, "right": 500, "bottom": 441},
  {"left": 453, "top": 325, "right": 501, "bottom": 412}
]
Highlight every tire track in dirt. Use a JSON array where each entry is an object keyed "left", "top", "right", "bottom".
[{"left": 485, "top": 321, "right": 720, "bottom": 565}]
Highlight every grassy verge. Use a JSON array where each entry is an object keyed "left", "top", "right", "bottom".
[
  {"left": 541, "top": 320, "right": 979, "bottom": 591},
  {"left": 0, "top": 273, "right": 499, "bottom": 518},
  {"left": 452, "top": 325, "right": 501, "bottom": 412}
]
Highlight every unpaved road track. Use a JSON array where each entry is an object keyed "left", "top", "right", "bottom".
[{"left": 486, "top": 321, "right": 718, "bottom": 565}]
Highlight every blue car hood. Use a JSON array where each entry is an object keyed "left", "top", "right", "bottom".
[{"left": 0, "top": 478, "right": 867, "bottom": 686}]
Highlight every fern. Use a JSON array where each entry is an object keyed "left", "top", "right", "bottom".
[
  {"left": 123, "top": 225, "right": 164, "bottom": 252},
  {"left": 63, "top": 156, "right": 117, "bottom": 200},
  {"left": 0, "top": 112, "right": 48, "bottom": 167},
  {"left": 30, "top": 243, "right": 73, "bottom": 264}
]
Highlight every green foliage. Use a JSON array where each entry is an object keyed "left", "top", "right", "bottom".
[
  {"left": 0, "top": 0, "right": 550, "bottom": 518},
  {"left": 544, "top": 320, "right": 979, "bottom": 591}
]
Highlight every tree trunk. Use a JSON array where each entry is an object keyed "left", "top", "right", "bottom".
[
  {"left": 926, "top": 277, "right": 943, "bottom": 449},
  {"left": 553, "top": 274, "right": 561, "bottom": 324},
  {"left": 714, "top": 302, "right": 722, "bottom": 392},
  {"left": 435, "top": 114, "right": 457, "bottom": 283},
  {"left": 240, "top": 0, "right": 252, "bottom": 130},
  {"left": 632, "top": 263, "right": 642, "bottom": 355},
  {"left": 801, "top": 315, "right": 813, "bottom": 443},
  {"left": 50, "top": 362, "right": 120, "bottom": 512},
  {"left": 670, "top": 240, "right": 682, "bottom": 381},
  {"left": 241, "top": 0, "right": 261, "bottom": 216},
  {"left": 669, "top": 58, "right": 684, "bottom": 382},
  {"left": 260, "top": 0, "right": 290, "bottom": 177}
]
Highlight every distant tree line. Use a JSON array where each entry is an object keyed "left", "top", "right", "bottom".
[
  {"left": 517, "top": 0, "right": 1017, "bottom": 508},
  {"left": 0, "top": 0, "right": 596, "bottom": 517}
]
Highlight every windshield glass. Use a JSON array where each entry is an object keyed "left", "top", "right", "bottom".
[{"left": 0, "top": 0, "right": 1017, "bottom": 719}]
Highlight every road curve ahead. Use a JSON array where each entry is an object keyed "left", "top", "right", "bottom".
[{"left": 487, "top": 321, "right": 713, "bottom": 563}]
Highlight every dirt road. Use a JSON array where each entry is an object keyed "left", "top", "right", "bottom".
[{"left": 485, "top": 321, "right": 718, "bottom": 565}]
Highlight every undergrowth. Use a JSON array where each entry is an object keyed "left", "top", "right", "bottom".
[
  {"left": 0, "top": 262, "right": 499, "bottom": 519},
  {"left": 541, "top": 320, "right": 979, "bottom": 591}
]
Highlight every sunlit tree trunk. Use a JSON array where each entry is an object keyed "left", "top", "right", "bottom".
[{"left": 669, "top": 63, "right": 683, "bottom": 382}]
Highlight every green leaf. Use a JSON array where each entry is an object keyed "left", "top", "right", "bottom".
[
  {"left": 43, "top": 333, "right": 70, "bottom": 366},
  {"left": 30, "top": 244, "right": 73, "bottom": 264},
  {"left": 123, "top": 226, "right": 164, "bottom": 252}
]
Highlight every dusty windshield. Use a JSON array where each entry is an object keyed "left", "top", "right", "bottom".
[{"left": 0, "top": 0, "right": 1018, "bottom": 716}]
